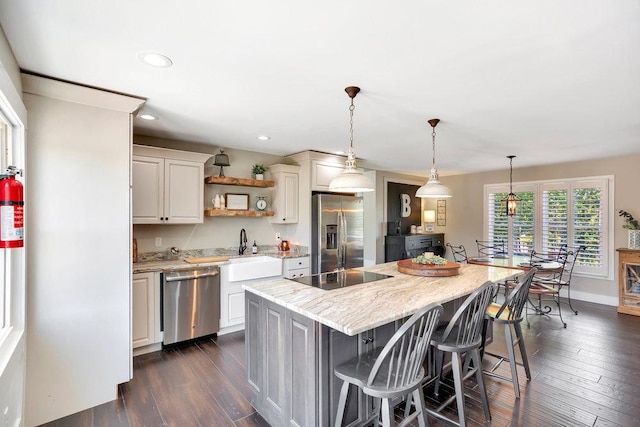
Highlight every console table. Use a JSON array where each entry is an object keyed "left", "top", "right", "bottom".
[{"left": 384, "top": 233, "right": 445, "bottom": 262}]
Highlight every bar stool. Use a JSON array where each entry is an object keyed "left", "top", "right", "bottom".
[
  {"left": 334, "top": 303, "right": 443, "bottom": 427},
  {"left": 428, "top": 281, "right": 496, "bottom": 427},
  {"left": 484, "top": 268, "right": 537, "bottom": 398}
]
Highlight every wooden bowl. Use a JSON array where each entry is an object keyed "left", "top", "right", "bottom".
[{"left": 397, "top": 259, "right": 461, "bottom": 277}]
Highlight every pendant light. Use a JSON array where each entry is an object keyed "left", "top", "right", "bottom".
[
  {"left": 328, "top": 86, "right": 375, "bottom": 193},
  {"left": 503, "top": 155, "right": 520, "bottom": 216},
  {"left": 416, "top": 118, "right": 452, "bottom": 198}
]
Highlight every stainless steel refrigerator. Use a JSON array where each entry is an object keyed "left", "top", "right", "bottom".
[{"left": 312, "top": 194, "right": 364, "bottom": 274}]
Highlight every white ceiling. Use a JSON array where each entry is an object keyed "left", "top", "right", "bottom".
[{"left": 1, "top": 0, "right": 639, "bottom": 176}]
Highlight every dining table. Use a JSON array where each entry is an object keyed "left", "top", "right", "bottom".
[
  {"left": 468, "top": 253, "right": 568, "bottom": 326},
  {"left": 467, "top": 254, "right": 564, "bottom": 272},
  {"left": 467, "top": 254, "right": 531, "bottom": 269}
]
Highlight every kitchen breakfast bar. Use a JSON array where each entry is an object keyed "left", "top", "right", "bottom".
[{"left": 243, "top": 261, "right": 522, "bottom": 427}]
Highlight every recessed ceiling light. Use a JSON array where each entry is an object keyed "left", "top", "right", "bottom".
[
  {"left": 137, "top": 52, "right": 173, "bottom": 68},
  {"left": 336, "top": 150, "right": 346, "bottom": 155},
  {"left": 139, "top": 114, "right": 158, "bottom": 121},
  {"left": 257, "top": 135, "right": 271, "bottom": 141}
]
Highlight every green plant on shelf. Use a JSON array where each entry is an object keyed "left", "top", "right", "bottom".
[
  {"left": 252, "top": 164, "right": 267, "bottom": 175},
  {"left": 619, "top": 210, "right": 640, "bottom": 230}
]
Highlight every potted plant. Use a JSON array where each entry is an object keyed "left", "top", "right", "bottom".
[
  {"left": 619, "top": 210, "right": 640, "bottom": 249},
  {"left": 252, "top": 164, "right": 266, "bottom": 180}
]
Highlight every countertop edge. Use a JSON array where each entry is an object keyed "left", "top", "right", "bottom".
[
  {"left": 133, "top": 253, "right": 309, "bottom": 274},
  {"left": 243, "top": 263, "right": 523, "bottom": 336}
]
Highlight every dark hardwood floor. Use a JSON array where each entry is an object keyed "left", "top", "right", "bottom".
[{"left": 41, "top": 300, "right": 640, "bottom": 426}]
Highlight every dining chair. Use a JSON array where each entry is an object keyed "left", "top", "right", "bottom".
[
  {"left": 523, "top": 250, "right": 569, "bottom": 328},
  {"left": 446, "top": 243, "right": 468, "bottom": 263},
  {"left": 334, "top": 303, "right": 443, "bottom": 427},
  {"left": 484, "top": 268, "right": 537, "bottom": 398},
  {"left": 533, "top": 245, "right": 585, "bottom": 315},
  {"left": 475, "top": 239, "right": 507, "bottom": 258},
  {"left": 424, "top": 281, "right": 496, "bottom": 427}
]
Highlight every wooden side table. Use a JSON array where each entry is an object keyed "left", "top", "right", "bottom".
[{"left": 617, "top": 248, "right": 640, "bottom": 316}]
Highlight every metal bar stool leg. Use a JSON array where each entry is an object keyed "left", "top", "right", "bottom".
[
  {"left": 503, "top": 323, "right": 521, "bottom": 399},
  {"left": 335, "top": 381, "right": 349, "bottom": 427},
  {"left": 470, "top": 348, "right": 491, "bottom": 421},
  {"left": 433, "top": 349, "right": 444, "bottom": 397},
  {"left": 413, "top": 387, "right": 428, "bottom": 427},
  {"left": 381, "top": 398, "right": 393, "bottom": 427},
  {"left": 451, "top": 351, "right": 467, "bottom": 427},
  {"left": 514, "top": 322, "right": 532, "bottom": 380}
]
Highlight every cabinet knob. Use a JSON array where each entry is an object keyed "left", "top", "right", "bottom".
[{"left": 361, "top": 337, "right": 374, "bottom": 344}]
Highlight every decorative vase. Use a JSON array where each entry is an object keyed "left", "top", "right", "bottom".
[
  {"left": 255, "top": 173, "right": 264, "bottom": 180},
  {"left": 629, "top": 230, "right": 640, "bottom": 249}
]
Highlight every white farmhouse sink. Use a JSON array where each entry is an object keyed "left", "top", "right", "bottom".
[{"left": 226, "top": 256, "right": 282, "bottom": 282}]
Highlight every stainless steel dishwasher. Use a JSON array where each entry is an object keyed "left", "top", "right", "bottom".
[{"left": 162, "top": 266, "right": 220, "bottom": 345}]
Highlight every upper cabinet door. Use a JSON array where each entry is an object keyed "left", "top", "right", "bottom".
[
  {"left": 132, "top": 145, "right": 209, "bottom": 224},
  {"left": 311, "top": 160, "right": 344, "bottom": 192},
  {"left": 132, "top": 155, "right": 164, "bottom": 224},
  {"left": 164, "top": 159, "right": 204, "bottom": 224},
  {"left": 270, "top": 164, "right": 299, "bottom": 224}
]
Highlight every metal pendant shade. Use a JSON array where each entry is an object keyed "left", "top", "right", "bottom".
[
  {"left": 416, "top": 119, "right": 452, "bottom": 198},
  {"left": 328, "top": 86, "right": 375, "bottom": 193},
  {"left": 503, "top": 155, "right": 520, "bottom": 216}
]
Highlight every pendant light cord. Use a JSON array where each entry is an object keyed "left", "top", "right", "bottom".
[
  {"left": 509, "top": 156, "right": 513, "bottom": 193},
  {"left": 431, "top": 127, "right": 436, "bottom": 168},
  {"left": 349, "top": 99, "right": 355, "bottom": 151}
]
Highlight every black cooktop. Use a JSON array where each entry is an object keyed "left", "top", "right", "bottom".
[{"left": 287, "top": 269, "right": 393, "bottom": 290}]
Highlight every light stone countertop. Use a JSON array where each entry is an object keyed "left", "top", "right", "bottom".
[
  {"left": 132, "top": 252, "right": 309, "bottom": 274},
  {"left": 243, "top": 262, "right": 523, "bottom": 336}
]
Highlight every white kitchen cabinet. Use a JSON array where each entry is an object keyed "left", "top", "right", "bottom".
[
  {"left": 132, "top": 145, "right": 210, "bottom": 224},
  {"left": 220, "top": 280, "right": 246, "bottom": 331},
  {"left": 219, "top": 262, "right": 284, "bottom": 335},
  {"left": 269, "top": 164, "right": 300, "bottom": 224},
  {"left": 311, "top": 159, "right": 345, "bottom": 192},
  {"left": 282, "top": 256, "right": 310, "bottom": 279},
  {"left": 132, "top": 272, "right": 161, "bottom": 349}
]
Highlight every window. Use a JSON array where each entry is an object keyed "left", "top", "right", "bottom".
[
  {"left": 485, "top": 176, "right": 612, "bottom": 278},
  {"left": 0, "top": 101, "right": 23, "bottom": 342},
  {"left": 486, "top": 185, "right": 535, "bottom": 255},
  {"left": 0, "top": 111, "right": 8, "bottom": 331}
]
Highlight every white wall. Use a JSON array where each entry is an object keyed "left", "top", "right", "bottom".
[
  {"left": 439, "top": 154, "right": 640, "bottom": 306},
  {"left": 0, "top": 23, "right": 26, "bottom": 427},
  {"left": 23, "top": 75, "right": 143, "bottom": 426}
]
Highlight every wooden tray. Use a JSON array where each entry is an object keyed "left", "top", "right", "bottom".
[
  {"left": 397, "top": 259, "right": 460, "bottom": 277},
  {"left": 184, "top": 256, "right": 230, "bottom": 264}
]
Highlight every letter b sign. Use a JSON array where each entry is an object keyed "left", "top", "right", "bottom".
[{"left": 400, "top": 194, "right": 411, "bottom": 218}]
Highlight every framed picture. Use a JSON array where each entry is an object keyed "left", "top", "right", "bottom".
[
  {"left": 225, "top": 193, "right": 249, "bottom": 210},
  {"left": 437, "top": 199, "right": 446, "bottom": 226}
]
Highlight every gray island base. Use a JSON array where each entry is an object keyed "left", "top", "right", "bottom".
[{"left": 243, "top": 262, "right": 521, "bottom": 426}]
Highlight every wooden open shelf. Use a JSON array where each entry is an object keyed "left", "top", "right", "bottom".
[
  {"left": 204, "top": 208, "right": 275, "bottom": 217},
  {"left": 205, "top": 176, "right": 274, "bottom": 188}
]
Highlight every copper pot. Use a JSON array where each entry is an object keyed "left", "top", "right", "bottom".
[{"left": 279, "top": 240, "right": 290, "bottom": 251}]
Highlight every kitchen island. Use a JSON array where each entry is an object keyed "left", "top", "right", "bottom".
[{"left": 243, "top": 261, "right": 522, "bottom": 427}]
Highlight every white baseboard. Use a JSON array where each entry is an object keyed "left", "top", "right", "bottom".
[
  {"left": 564, "top": 290, "right": 617, "bottom": 307},
  {"left": 218, "top": 323, "right": 245, "bottom": 336}
]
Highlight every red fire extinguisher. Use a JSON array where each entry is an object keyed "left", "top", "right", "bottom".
[{"left": 0, "top": 166, "right": 24, "bottom": 248}]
